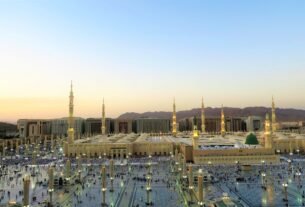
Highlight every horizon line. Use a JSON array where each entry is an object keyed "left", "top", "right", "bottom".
[{"left": 2, "top": 105, "right": 304, "bottom": 124}]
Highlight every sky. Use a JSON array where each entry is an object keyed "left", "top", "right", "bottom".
[{"left": 0, "top": 0, "right": 305, "bottom": 123}]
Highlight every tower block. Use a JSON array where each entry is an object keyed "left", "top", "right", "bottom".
[
  {"left": 264, "top": 113, "right": 273, "bottom": 149},
  {"left": 192, "top": 116, "right": 199, "bottom": 149}
]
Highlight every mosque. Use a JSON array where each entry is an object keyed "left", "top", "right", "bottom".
[
  {"left": 59, "top": 83, "right": 305, "bottom": 165},
  {"left": 1, "top": 82, "right": 304, "bottom": 165}
]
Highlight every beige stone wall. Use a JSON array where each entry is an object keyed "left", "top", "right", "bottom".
[
  {"left": 194, "top": 154, "right": 279, "bottom": 165},
  {"left": 274, "top": 138, "right": 305, "bottom": 153},
  {"left": 66, "top": 142, "right": 174, "bottom": 158},
  {"left": 193, "top": 147, "right": 274, "bottom": 157}
]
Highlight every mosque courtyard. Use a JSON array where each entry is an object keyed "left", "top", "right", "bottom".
[{"left": 0, "top": 145, "right": 305, "bottom": 207}]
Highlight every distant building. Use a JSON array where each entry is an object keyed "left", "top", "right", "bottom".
[
  {"left": 114, "top": 119, "right": 132, "bottom": 134},
  {"left": 51, "top": 117, "right": 85, "bottom": 137},
  {"left": 17, "top": 119, "right": 51, "bottom": 138},
  {"left": 85, "top": 118, "right": 114, "bottom": 135},
  {"left": 245, "top": 116, "right": 263, "bottom": 132},
  {"left": 18, "top": 118, "right": 86, "bottom": 138},
  {"left": 0, "top": 122, "right": 17, "bottom": 138},
  {"left": 135, "top": 118, "right": 170, "bottom": 133},
  {"left": 179, "top": 117, "right": 247, "bottom": 132}
]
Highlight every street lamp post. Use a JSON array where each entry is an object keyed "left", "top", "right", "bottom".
[
  {"left": 48, "top": 167, "right": 54, "bottom": 207},
  {"left": 110, "top": 159, "right": 114, "bottom": 192},
  {"left": 282, "top": 183, "right": 288, "bottom": 202},
  {"left": 287, "top": 159, "right": 292, "bottom": 173},
  {"left": 76, "top": 156, "right": 82, "bottom": 183},
  {"left": 261, "top": 173, "right": 266, "bottom": 188},
  {"left": 188, "top": 164, "right": 194, "bottom": 202},
  {"left": 146, "top": 185, "right": 151, "bottom": 206},
  {"left": 23, "top": 175, "right": 30, "bottom": 207},
  {"left": 65, "top": 159, "right": 71, "bottom": 185},
  {"left": 296, "top": 172, "right": 302, "bottom": 188},
  {"left": 146, "top": 155, "right": 152, "bottom": 206},
  {"left": 182, "top": 159, "right": 187, "bottom": 189},
  {"left": 101, "top": 165, "right": 107, "bottom": 206},
  {"left": 170, "top": 153, "right": 174, "bottom": 173},
  {"left": 197, "top": 169, "right": 204, "bottom": 206},
  {"left": 103, "top": 153, "right": 106, "bottom": 162},
  {"left": 128, "top": 152, "right": 132, "bottom": 173}
]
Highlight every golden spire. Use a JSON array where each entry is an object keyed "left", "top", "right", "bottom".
[
  {"left": 172, "top": 97, "right": 177, "bottom": 136},
  {"left": 221, "top": 104, "right": 226, "bottom": 137},
  {"left": 265, "top": 113, "right": 271, "bottom": 134},
  {"left": 201, "top": 97, "right": 205, "bottom": 133},
  {"left": 67, "top": 81, "right": 74, "bottom": 144},
  {"left": 271, "top": 96, "right": 277, "bottom": 132},
  {"left": 101, "top": 98, "right": 106, "bottom": 135},
  {"left": 192, "top": 116, "right": 199, "bottom": 149}
]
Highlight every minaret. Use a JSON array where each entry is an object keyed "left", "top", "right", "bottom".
[
  {"left": 271, "top": 96, "right": 277, "bottom": 132},
  {"left": 264, "top": 113, "right": 273, "bottom": 149},
  {"left": 192, "top": 116, "right": 199, "bottom": 149},
  {"left": 201, "top": 97, "right": 206, "bottom": 133},
  {"left": 172, "top": 98, "right": 177, "bottom": 136},
  {"left": 101, "top": 98, "right": 106, "bottom": 135},
  {"left": 221, "top": 105, "right": 226, "bottom": 137},
  {"left": 67, "top": 81, "right": 74, "bottom": 144}
]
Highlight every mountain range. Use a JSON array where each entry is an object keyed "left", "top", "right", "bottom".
[
  {"left": 118, "top": 107, "right": 305, "bottom": 122},
  {"left": 0, "top": 122, "right": 17, "bottom": 131}
]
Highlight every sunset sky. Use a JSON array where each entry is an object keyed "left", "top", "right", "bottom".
[{"left": 1, "top": 0, "right": 305, "bottom": 123}]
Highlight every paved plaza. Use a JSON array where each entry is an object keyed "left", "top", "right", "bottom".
[{"left": 1, "top": 147, "right": 305, "bottom": 207}]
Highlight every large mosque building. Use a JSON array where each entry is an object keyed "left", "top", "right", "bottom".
[
  {"left": 59, "top": 83, "right": 302, "bottom": 165},
  {"left": 1, "top": 83, "right": 305, "bottom": 165}
]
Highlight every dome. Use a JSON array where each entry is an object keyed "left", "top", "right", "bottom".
[{"left": 245, "top": 133, "right": 259, "bottom": 145}]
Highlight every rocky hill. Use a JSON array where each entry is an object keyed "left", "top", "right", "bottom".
[
  {"left": 118, "top": 107, "right": 305, "bottom": 122},
  {"left": 0, "top": 122, "right": 17, "bottom": 131},
  {"left": 0, "top": 122, "right": 18, "bottom": 138}
]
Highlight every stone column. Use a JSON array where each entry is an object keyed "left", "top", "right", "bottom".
[{"left": 23, "top": 175, "right": 30, "bottom": 207}]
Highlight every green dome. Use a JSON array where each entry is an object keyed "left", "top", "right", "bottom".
[{"left": 245, "top": 133, "right": 259, "bottom": 145}]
